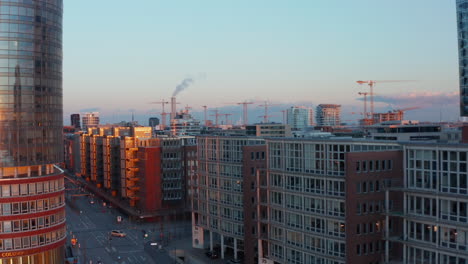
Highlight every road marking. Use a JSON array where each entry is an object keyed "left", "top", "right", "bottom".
[
  {"left": 112, "top": 246, "right": 117, "bottom": 252},
  {"left": 105, "top": 247, "right": 110, "bottom": 253},
  {"left": 140, "top": 256, "right": 146, "bottom": 261}
]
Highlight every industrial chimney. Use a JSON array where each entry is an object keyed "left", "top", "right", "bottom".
[{"left": 171, "top": 96, "right": 176, "bottom": 120}]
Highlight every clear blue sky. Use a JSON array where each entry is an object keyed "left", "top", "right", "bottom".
[{"left": 63, "top": 0, "right": 459, "bottom": 124}]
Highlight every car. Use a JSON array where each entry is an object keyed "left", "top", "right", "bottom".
[
  {"left": 205, "top": 251, "right": 219, "bottom": 259},
  {"left": 110, "top": 230, "right": 126, "bottom": 237},
  {"left": 89, "top": 200, "right": 95, "bottom": 204},
  {"left": 227, "top": 259, "right": 242, "bottom": 264}
]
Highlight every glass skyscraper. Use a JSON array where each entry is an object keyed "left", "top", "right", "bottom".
[
  {"left": 458, "top": 0, "right": 468, "bottom": 116},
  {"left": 0, "top": 0, "right": 65, "bottom": 262}
]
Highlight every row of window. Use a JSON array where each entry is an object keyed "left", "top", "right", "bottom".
[
  {"left": 356, "top": 160, "right": 393, "bottom": 173},
  {"left": 250, "top": 151, "right": 265, "bottom": 160},
  {"left": 270, "top": 243, "right": 346, "bottom": 264},
  {"left": 0, "top": 226, "right": 66, "bottom": 251},
  {"left": 270, "top": 174, "right": 345, "bottom": 196},
  {"left": 356, "top": 221, "right": 383, "bottom": 235},
  {"left": 356, "top": 200, "right": 393, "bottom": 215},
  {"left": 406, "top": 194, "right": 468, "bottom": 224},
  {"left": 406, "top": 220, "right": 468, "bottom": 250},
  {"left": 0, "top": 178, "right": 64, "bottom": 197},
  {"left": 406, "top": 245, "right": 468, "bottom": 264},
  {"left": 0, "top": 210, "right": 65, "bottom": 233},
  {"left": 0, "top": 194, "right": 64, "bottom": 215},
  {"left": 271, "top": 218, "right": 346, "bottom": 240},
  {"left": 356, "top": 240, "right": 389, "bottom": 256},
  {"left": 356, "top": 179, "right": 394, "bottom": 193}
]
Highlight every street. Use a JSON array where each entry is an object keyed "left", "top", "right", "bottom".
[{"left": 65, "top": 176, "right": 191, "bottom": 264}]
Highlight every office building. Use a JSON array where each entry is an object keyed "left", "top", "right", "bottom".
[
  {"left": 171, "top": 110, "right": 201, "bottom": 136},
  {"left": 316, "top": 104, "right": 342, "bottom": 127},
  {"left": 457, "top": 0, "right": 468, "bottom": 116},
  {"left": 71, "top": 114, "right": 81, "bottom": 129},
  {"left": 78, "top": 127, "right": 188, "bottom": 219},
  {"left": 246, "top": 123, "right": 292, "bottom": 137},
  {"left": 257, "top": 139, "right": 403, "bottom": 264},
  {"left": 0, "top": 0, "right": 65, "bottom": 262},
  {"left": 385, "top": 144, "right": 468, "bottom": 263},
  {"left": 82, "top": 112, "right": 100, "bottom": 130},
  {"left": 191, "top": 136, "right": 266, "bottom": 263},
  {"left": 149, "top": 117, "right": 160, "bottom": 127},
  {"left": 286, "top": 106, "right": 314, "bottom": 130}
]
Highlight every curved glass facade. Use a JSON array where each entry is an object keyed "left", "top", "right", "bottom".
[
  {"left": 458, "top": 0, "right": 468, "bottom": 116},
  {"left": 0, "top": 1, "right": 64, "bottom": 263},
  {"left": 0, "top": 0, "right": 63, "bottom": 168}
]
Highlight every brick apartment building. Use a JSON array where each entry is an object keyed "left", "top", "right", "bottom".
[
  {"left": 74, "top": 127, "right": 193, "bottom": 219},
  {"left": 190, "top": 135, "right": 468, "bottom": 264}
]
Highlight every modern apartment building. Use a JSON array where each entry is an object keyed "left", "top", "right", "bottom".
[
  {"left": 71, "top": 114, "right": 81, "bottom": 130},
  {"left": 192, "top": 136, "right": 266, "bottom": 262},
  {"left": 457, "top": 0, "right": 468, "bottom": 116},
  {"left": 246, "top": 123, "right": 292, "bottom": 138},
  {"left": 78, "top": 127, "right": 188, "bottom": 219},
  {"left": 0, "top": 0, "right": 65, "bottom": 262},
  {"left": 286, "top": 106, "right": 314, "bottom": 130},
  {"left": 259, "top": 139, "right": 403, "bottom": 264},
  {"left": 316, "top": 104, "right": 342, "bottom": 127},
  {"left": 385, "top": 144, "right": 468, "bottom": 263},
  {"left": 82, "top": 112, "right": 100, "bottom": 130}
]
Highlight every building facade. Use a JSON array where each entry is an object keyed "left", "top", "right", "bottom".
[
  {"left": 0, "top": 0, "right": 65, "bottom": 262},
  {"left": 458, "top": 0, "right": 468, "bottom": 116},
  {"left": 78, "top": 127, "right": 188, "bottom": 219},
  {"left": 246, "top": 123, "right": 292, "bottom": 138},
  {"left": 70, "top": 114, "right": 80, "bottom": 130},
  {"left": 286, "top": 106, "right": 314, "bottom": 130},
  {"left": 260, "top": 139, "right": 403, "bottom": 264},
  {"left": 192, "top": 136, "right": 265, "bottom": 262},
  {"left": 385, "top": 144, "right": 468, "bottom": 263},
  {"left": 316, "top": 104, "right": 341, "bottom": 127},
  {"left": 82, "top": 112, "right": 99, "bottom": 130},
  {"left": 149, "top": 117, "right": 160, "bottom": 127}
]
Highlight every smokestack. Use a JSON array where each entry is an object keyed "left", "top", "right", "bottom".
[{"left": 171, "top": 97, "right": 176, "bottom": 120}]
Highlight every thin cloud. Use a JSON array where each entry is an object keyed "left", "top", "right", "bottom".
[
  {"left": 358, "top": 91, "right": 459, "bottom": 107},
  {"left": 79, "top": 107, "right": 101, "bottom": 112}
]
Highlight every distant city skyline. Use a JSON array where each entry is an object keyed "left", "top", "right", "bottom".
[{"left": 64, "top": 0, "right": 459, "bottom": 124}]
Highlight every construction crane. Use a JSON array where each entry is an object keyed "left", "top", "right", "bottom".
[
  {"left": 392, "top": 106, "right": 420, "bottom": 121},
  {"left": 258, "top": 101, "right": 278, "bottom": 123},
  {"left": 210, "top": 109, "right": 222, "bottom": 127},
  {"left": 237, "top": 101, "right": 254, "bottom": 126},
  {"left": 356, "top": 80, "right": 415, "bottom": 122},
  {"left": 149, "top": 100, "right": 169, "bottom": 129},
  {"left": 281, "top": 110, "right": 287, "bottom": 124},
  {"left": 220, "top": 113, "right": 233, "bottom": 125},
  {"left": 358, "top": 92, "right": 369, "bottom": 119}
]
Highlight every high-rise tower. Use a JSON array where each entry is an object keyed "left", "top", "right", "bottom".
[
  {"left": 458, "top": 0, "right": 468, "bottom": 116},
  {"left": 0, "top": 0, "right": 65, "bottom": 262}
]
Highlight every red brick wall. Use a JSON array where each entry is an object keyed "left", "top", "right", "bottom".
[
  {"left": 345, "top": 150, "right": 404, "bottom": 263},
  {"left": 138, "top": 147, "right": 162, "bottom": 213},
  {"left": 242, "top": 145, "right": 267, "bottom": 264}
]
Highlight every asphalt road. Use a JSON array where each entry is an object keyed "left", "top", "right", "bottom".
[{"left": 65, "top": 177, "right": 191, "bottom": 264}]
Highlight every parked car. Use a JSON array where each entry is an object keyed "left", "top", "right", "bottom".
[
  {"left": 205, "top": 251, "right": 219, "bottom": 259},
  {"left": 110, "top": 230, "right": 126, "bottom": 237}
]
